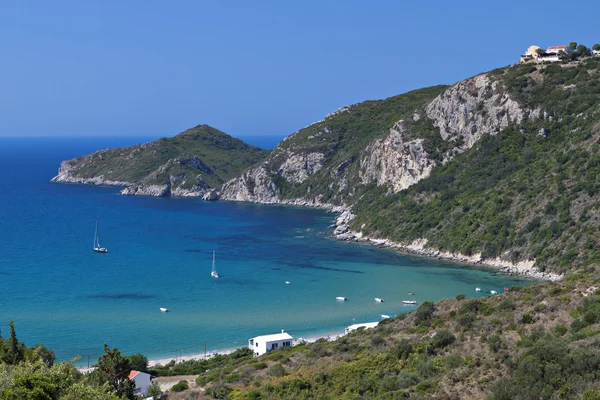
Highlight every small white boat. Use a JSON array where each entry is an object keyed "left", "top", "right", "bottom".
[
  {"left": 408, "top": 292, "right": 415, "bottom": 295},
  {"left": 160, "top": 308, "right": 168, "bottom": 312},
  {"left": 285, "top": 281, "right": 291, "bottom": 285},
  {"left": 403, "top": 300, "right": 417, "bottom": 305},
  {"left": 375, "top": 298, "right": 384, "bottom": 303},
  {"left": 490, "top": 290, "right": 497, "bottom": 295},
  {"left": 475, "top": 287, "right": 482, "bottom": 292},
  {"left": 211, "top": 251, "right": 219, "bottom": 278},
  {"left": 381, "top": 314, "right": 391, "bottom": 319},
  {"left": 336, "top": 296, "right": 347, "bottom": 301},
  {"left": 93, "top": 217, "right": 108, "bottom": 253}
]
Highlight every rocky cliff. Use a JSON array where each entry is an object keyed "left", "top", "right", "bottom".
[
  {"left": 222, "top": 60, "right": 600, "bottom": 274},
  {"left": 53, "top": 59, "right": 600, "bottom": 275},
  {"left": 221, "top": 71, "right": 531, "bottom": 203}
]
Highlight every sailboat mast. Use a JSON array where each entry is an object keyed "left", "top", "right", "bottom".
[
  {"left": 212, "top": 251, "right": 215, "bottom": 272},
  {"left": 94, "top": 218, "right": 99, "bottom": 248}
]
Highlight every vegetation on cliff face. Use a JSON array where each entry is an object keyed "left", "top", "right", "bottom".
[
  {"left": 56, "top": 125, "right": 269, "bottom": 191},
  {"left": 251, "top": 85, "right": 448, "bottom": 203},
  {"left": 222, "top": 57, "right": 600, "bottom": 274},
  {"left": 352, "top": 59, "right": 600, "bottom": 273}
]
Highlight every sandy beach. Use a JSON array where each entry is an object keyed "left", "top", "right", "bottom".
[{"left": 146, "top": 328, "right": 350, "bottom": 367}]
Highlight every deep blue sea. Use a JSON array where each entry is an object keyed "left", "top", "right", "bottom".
[{"left": 0, "top": 136, "right": 529, "bottom": 365}]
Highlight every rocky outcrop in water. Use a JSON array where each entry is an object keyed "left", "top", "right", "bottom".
[
  {"left": 51, "top": 124, "right": 269, "bottom": 198},
  {"left": 51, "top": 160, "right": 131, "bottom": 187}
]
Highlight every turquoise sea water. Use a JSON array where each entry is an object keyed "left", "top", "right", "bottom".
[{"left": 0, "top": 137, "right": 530, "bottom": 365}]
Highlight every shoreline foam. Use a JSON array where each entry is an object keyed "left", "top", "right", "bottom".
[
  {"left": 224, "top": 196, "right": 563, "bottom": 282},
  {"left": 332, "top": 209, "right": 563, "bottom": 282}
]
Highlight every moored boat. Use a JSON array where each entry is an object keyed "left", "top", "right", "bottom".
[
  {"left": 211, "top": 251, "right": 219, "bottom": 278},
  {"left": 375, "top": 298, "right": 384, "bottom": 303},
  {"left": 402, "top": 300, "right": 417, "bottom": 305},
  {"left": 336, "top": 296, "right": 347, "bottom": 301},
  {"left": 93, "top": 217, "right": 108, "bottom": 253},
  {"left": 159, "top": 308, "right": 168, "bottom": 312}
]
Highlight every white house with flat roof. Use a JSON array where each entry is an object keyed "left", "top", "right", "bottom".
[
  {"left": 128, "top": 370, "right": 152, "bottom": 397},
  {"left": 248, "top": 330, "right": 293, "bottom": 356}
]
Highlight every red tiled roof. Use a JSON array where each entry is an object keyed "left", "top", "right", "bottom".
[
  {"left": 547, "top": 45, "right": 567, "bottom": 50},
  {"left": 128, "top": 370, "right": 140, "bottom": 379}
]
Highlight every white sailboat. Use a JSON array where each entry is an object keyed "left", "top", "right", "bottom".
[
  {"left": 211, "top": 251, "right": 219, "bottom": 278},
  {"left": 93, "top": 217, "right": 108, "bottom": 253}
]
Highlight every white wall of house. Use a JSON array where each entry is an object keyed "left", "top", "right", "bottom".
[
  {"left": 538, "top": 54, "right": 560, "bottom": 62},
  {"left": 248, "top": 331, "right": 293, "bottom": 356},
  {"left": 131, "top": 371, "right": 152, "bottom": 396}
]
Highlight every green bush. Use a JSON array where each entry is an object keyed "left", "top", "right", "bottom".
[
  {"left": 415, "top": 380, "right": 436, "bottom": 394},
  {"left": 415, "top": 302, "right": 436, "bottom": 326},
  {"left": 459, "top": 299, "right": 481, "bottom": 315},
  {"left": 224, "top": 373, "right": 240, "bottom": 383},
  {"left": 553, "top": 324, "right": 568, "bottom": 336},
  {"left": 521, "top": 313, "right": 534, "bottom": 324},
  {"left": 456, "top": 293, "right": 466, "bottom": 301},
  {"left": 396, "top": 372, "right": 420, "bottom": 389},
  {"left": 457, "top": 312, "right": 476, "bottom": 328},
  {"left": 431, "top": 330, "right": 456, "bottom": 348},
  {"left": 487, "top": 334, "right": 502, "bottom": 353},
  {"left": 268, "top": 363, "right": 286, "bottom": 377},
  {"left": 498, "top": 298, "right": 516, "bottom": 311},
  {"left": 252, "top": 362, "right": 267, "bottom": 370},
  {"left": 196, "top": 375, "right": 207, "bottom": 386},
  {"left": 170, "top": 380, "right": 189, "bottom": 392},
  {"left": 571, "top": 318, "right": 585, "bottom": 333},
  {"left": 371, "top": 335, "right": 385, "bottom": 346},
  {"left": 395, "top": 339, "right": 414, "bottom": 359}
]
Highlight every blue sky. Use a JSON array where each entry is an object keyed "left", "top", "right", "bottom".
[{"left": 1, "top": 0, "right": 598, "bottom": 138}]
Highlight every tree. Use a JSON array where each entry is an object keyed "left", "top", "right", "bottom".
[
  {"left": 24, "top": 344, "right": 56, "bottom": 368},
  {"left": 125, "top": 353, "right": 148, "bottom": 373},
  {"left": 2, "top": 321, "right": 25, "bottom": 365},
  {"left": 94, "top": 343, "right": 135, "bottom": 400},
  {"left": 0, "top": 359, "right": 119, "bottom": 400},
  {"left": 535, "top": 48, "right": 546, "bottom": 55},
  {"left": 577, "top": 44, "right": 591, "bottom": 57},
  {"left": 415, "top": 301, "right": 436, "bottom": 325},
  {"left": 147, "top": 382, "right": 162, "bottom": 400},
  {"left": 593, "top": 44, "right": 600, "bottom": 51},
  {"left": 569, "top": 42, "right": 578, "bottom": 51}
]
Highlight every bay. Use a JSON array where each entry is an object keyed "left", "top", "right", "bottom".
[{"left": 0, "top": 137, "right": 529, "bottom": 365}]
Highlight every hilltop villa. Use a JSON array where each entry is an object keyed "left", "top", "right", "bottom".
[{"left": 520, "top": 44, "right": 570, "bottom": 63}]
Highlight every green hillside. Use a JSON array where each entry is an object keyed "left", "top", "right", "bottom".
[
  {"left": 57, "top": 125, "right": 269, "bottom": 190},
  {"left": 352, "top": 59, "right": 600, "bottom": 274},
  {"left": 266, "top": 85, "right": 448, "bottom": 201}
]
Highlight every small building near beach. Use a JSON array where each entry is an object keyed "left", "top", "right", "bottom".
[
  {"left": 345, "top": 322, "right": 379, "bottom": 335},
  {"left": 129, "top": 370, "right": 152, "bottom": 397},
  {"left": 248, "top": 330, "right": 293, "bottom": 356}
]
